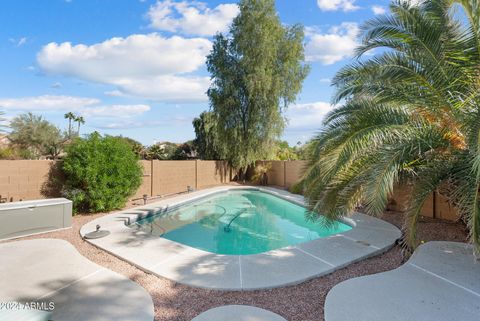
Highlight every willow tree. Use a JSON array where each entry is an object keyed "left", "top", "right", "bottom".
[
  {"left": 206, "top": 0, "right": 309, "bottom": 178},
  {"left": 192, "top": 111, "right": 221, "bottom": 160}
]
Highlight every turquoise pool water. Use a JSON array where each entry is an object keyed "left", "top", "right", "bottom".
[{"left": 135, "top": 190, "right": 352, "bottom": 255}]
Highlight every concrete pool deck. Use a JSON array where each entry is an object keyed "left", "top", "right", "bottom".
[
  {"left": 0, "top": 239, "right": 154, "bottom": 321},
  {"left": 325, "top": 241, "right": 480, "bottom": 321},
  {"left": 80, "top": 186, "right": 401, "bottom": 290}
]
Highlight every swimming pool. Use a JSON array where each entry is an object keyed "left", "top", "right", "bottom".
[{"left": 135, "top": 190, "right": 351, "bottom": 255}]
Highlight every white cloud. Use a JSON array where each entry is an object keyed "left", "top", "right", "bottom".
[
  {"left": 320, "top": 78, "right": 331, "bottom": 84},
  {"left": 114, "top": 75, "right": 210, "bottom": 102},
  {"left": 286, "top": 101, "right": 336, "bottom": 129},
  {"left": 147, "top": 0, "right": 239, "bottom": 36},
  {"left": 0, "top": 95, "right": 99, "bottom": 110},
  {"left": 306, "top": 22, "right": 359, "bottom": 65},
  {"left": 37, "top": 33, "right": 212, "bottom": 102},
  {"left": 317, "top": 0, "right": 359, "bottom": 12},
  {"left": 104, "top": 90, "right": 124, "bottom": 97},
  {"left": 81, "top": 104, "right": 151, "bottom": 118},
  {"left": 96, "top": 116, "right": 191, "bottom": 129},
  {"left": 17, "top": 37, "right": 27, "bottom": 46},
  {"left": 9, "top": 37, "right": 27, "bottom": 47},
  {"left": 0, "top": 95, "right": 150, "bottom": 119},
  {"left": 50, "top": 82, "right": 62, "bottom": 89},
  {"left": 372, "top": 5, "right": 386, "bottom": 15}
]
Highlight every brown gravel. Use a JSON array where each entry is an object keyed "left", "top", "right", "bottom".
[{"left": 3, "top": 208, "right": 468, "bottom": 321}]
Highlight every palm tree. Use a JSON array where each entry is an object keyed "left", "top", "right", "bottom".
[
  {"left": 74, "top": 116, "right": 85, "bottom": 136},
  {"left": 301, "top": 0, "right": 480, "bottom": 255},
  {"left": 64, "top": 112, "right": 75, "bottom": 138},
  {"left": 74, "top": 115, "right": 85, "bottom": 136}
]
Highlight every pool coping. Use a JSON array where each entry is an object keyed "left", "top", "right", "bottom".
[{"left": 80, "top": 186, "right": 402, "bottom": 291}]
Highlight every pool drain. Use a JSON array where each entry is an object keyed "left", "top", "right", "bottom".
[{"left": 84, "top": 224, "right": 110, "bottom": 239}]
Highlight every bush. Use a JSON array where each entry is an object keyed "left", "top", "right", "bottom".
[
  {"left": 289, "top": 180, "right": 304, "bottom": 195},
  {"left": 0, "top": 147, "right": 16, "bottom": 159},
  {"left": 62, "top": 132, "right": 142, "bottom": 213},
  {"left": 251, "top": 163, "right": 271, "bottom": 185}
]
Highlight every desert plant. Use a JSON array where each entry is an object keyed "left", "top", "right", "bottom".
[
  {"left": 302, "top": 0, "right": 480, "bottom": 255},
  {"left": 0, "top": 147, "right": 16, "bottom": 159},
  {"left": 251, "top": 162, "right": 271, "bottom": 185},
  {"left": 62, "top": 132, "right": 142, "bottom": 213}
]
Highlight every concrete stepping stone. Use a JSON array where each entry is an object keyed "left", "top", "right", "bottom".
[
  {"left": 325, "top": 241, "right": 480, "bottom": 321},
  {"left": 192, "top": 305, "right": 287, "bottom": 321},
  {"left": 0, "top": 239, "right": 154, "bottom": 321}
]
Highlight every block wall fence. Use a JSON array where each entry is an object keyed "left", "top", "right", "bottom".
[
  {"left": 0, "top": 159, "right": 458, "bottom": 221},
  {"left": 0, "top": 160, "right": 231, "bottom": 202}
]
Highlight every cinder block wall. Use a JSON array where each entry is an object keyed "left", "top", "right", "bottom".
[
  {"left": 0, "top": 160, "right": 231, "bottom": 202},
  {"left": 285, "top": 161, "right": 308, "bottom": 188},
  {"left": 152, "top": 160, "right": 196, "bottom": 196},
  {"left": 0, "top": 160, "right": 58, "bottom": 201},
  {"left": 259, "top": 160, "right": 307, "bottom": 188},
  {"left": 131, "top": 160, "right": 152, "bottom": 199},
  {"left": 196, "top": 160, "right": 230, "bottom": 189},
  {"left": 266, "top": 161, "right": 286, "bottom": 186},
  {"left": 387, "top": 185, "right": 458, "bottom": 221}
]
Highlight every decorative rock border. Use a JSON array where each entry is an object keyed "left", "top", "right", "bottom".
[
  {"left": 325, "top": 241, "right": 480, "bottom": 321},
  {"left": 81, "top": 186, "right": 401, "bottom": 290},
  {"left": 192, "top": 305, "right": 287, "bottom": 321},
  {"left": 0, "top": 239, "right": 154, "bottom": 321}
]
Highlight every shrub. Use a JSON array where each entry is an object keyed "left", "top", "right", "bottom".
[
  {"left": 251, "top": 163, "right": 271, "bottom": 185},
  {"left": 62, "top": 132, "right": 142, "bottom": 213},
  {"left": 289, "top": 180, "right": 304, "bottom": 195},
  {"left": 0, "top": 147, "right": 16, "bottom": 159}
]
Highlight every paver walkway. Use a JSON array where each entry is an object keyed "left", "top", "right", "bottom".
[
  {"left": 192, "top": 305, "right": 287, "bottom": 321},
  {"left": 325, "top": 241, "right": 480, "bottom": 321},
  {"left": 0, "top": 239, "right": 154, "bottom": 321}
]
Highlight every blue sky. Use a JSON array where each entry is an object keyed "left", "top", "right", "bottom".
[{"left": 0, "top": 0, "right": 390, "bottom": 146}]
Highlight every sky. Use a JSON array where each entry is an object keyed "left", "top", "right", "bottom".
[{"left": 0, "top": 0, "right": 392, "bottom": 146}]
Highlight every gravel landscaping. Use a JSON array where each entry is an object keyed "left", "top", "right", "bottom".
[{"left": 2, "top": 207, "right": 468, "bottom": 321}]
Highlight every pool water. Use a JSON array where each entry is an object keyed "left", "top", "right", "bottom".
[{"left": 135, "top": 190, "right": 352, "bottom": 255}]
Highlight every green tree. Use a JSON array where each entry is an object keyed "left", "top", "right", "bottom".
[
  {"left": 173, "top": 141, "right": 197, "bottom": 160},
  {"left": 192, "top": 111, "right": 221, "bottom": 160},
  {"left": 74, "top": 115, "right": 85, "bottom": 135},
  {"left": 301, "top": 0, "right": 480, "bottom": 255},
  {"left": 275, "top": 140, "right": 299, "bottom": 160},
  {"left": 9, "top": 112, "right": 65, "bottom": 159},
  {"left": 293, "top": 140, "right": 315, "bottom": 160},
  {"left": 146, "top": 142, "right": 180, "bottom": 160},
  {"left": 64, "top": 112, "right": 75, "bottom": 138},
  {"left": 110, "top": 135, "right": 146, "bottom": 158},
  {"left": 62, "top": 132, "right": 142, "bottom": 213},
  {"left": 206, "top": 0, "right": 309, "bottom": 178}
]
